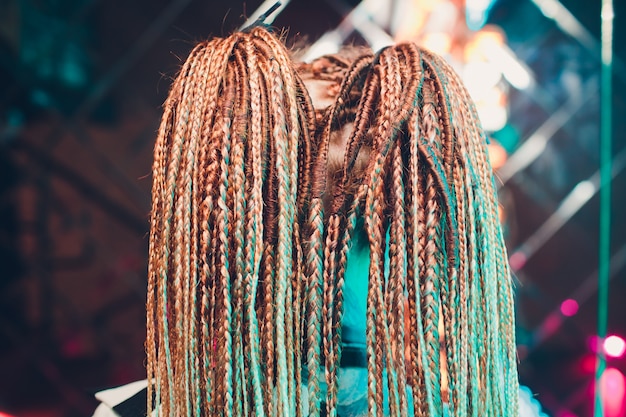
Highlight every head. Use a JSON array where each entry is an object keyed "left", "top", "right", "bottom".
[{"left": 147, "top": 27, "right": 518, "bottom": 417}]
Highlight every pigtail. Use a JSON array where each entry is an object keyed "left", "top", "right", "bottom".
[{"left": 147, "top": 28, "right": 313, "bottom": 416}]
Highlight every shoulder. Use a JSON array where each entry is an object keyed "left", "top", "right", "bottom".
[
  {"left": 519, "top": 385, "right": 549, "bottom": 417},
  {"left": 92, "top": 380, "right": 149, "bottom": 417}
]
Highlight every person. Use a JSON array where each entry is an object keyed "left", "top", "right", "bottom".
[{"left": 93, "top": 26, "right": 543, "bottom": 417}]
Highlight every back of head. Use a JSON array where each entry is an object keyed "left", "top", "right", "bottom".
[{"left": 147, "top": 27, "right": 518, "bottom": 417}]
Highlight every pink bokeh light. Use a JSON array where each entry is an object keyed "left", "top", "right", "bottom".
[
  {"left": 601, "top": 368, "right": 626, "bottom": 417},
  {"left": 589, "top": 335, "right": 601, "bottom": 353},
  {"left": 560, "top": 299, "right": 579, "bottom": 317}
]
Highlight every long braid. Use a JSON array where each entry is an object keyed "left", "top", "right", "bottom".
[
  {"left": 321, "top": 214, "right": 340, "bottom": 417},
  {"left": 195, "top": 40, "right": 226, "bottom": 410},
  {"left": 422, "top": 51, "right": 471, "bottom": 417},
  {"left": 230, "top": 48, "right": 250, "bottom": 417},
  {"left": 438, "top": 48, "right": 517, "bottom": 416},
  {"left": 148, "top": 28, "right": 314, "bottom": 416},
  {"left": 355, "top": 48, "right": 400, "bottom": 417},
  {"left": 159, "top": 43, "right": 204, "bottom": 414},
  {"left": 389, "top": 141, "right": 408, "bottom": 417},
  {"left": 311, "top": 42, "right": 516, "bottom": 417},
  {"left": 406, "top": 100, "right": 431, "bottom": 417},
  {"left": 353, "top": 46, "right": 415, "bottom": 417},
  {"left": 379, "top": 49, "right": 407, "bottom": 417},
  {"left": 386, "top": 48, "right": 421, "bottom": 417},
  {"left": 419, "top": 172, "right": 444, "bottom": 414},
  {"left": 444, "top": 52, "right": 492, "bottom": 415},
  {"left": 419, "top": 65, "right": 461, "bottom": 414},
  {"left": 267, "top": 55, "right": 292, "bottom": 417},
  {"left": 306, "top": 196, "right": 325, "bottom": 417},
  {"left": 147, "top": 61, "right": 178, "bottom": 415},
  {"left": 148, "top": 29, "right": 518, "bottom": 417},
  {"left": 429, "top": 57, "right": 466, "bottom": 415},
  {"left": 419, "top": 75, "right": 446, "bottom": 415},
  {"left": 260, "top": 242, "right": 276, "bottom": 414},
  {"left": 186, "top": 47, "right": 215, "bottom": 414},
  {"left": 199, "top": 37, "right": 237, "bottom": 416},
  {"left": 290, "top": 58, "right": 317, "bottom": 417},
  {"left": 241, "top": 37, "right": 266, "bottom": 417},
  {"left": 215, "top": 65, "right": 236, "bottom": 417},
  {"left": 452, "top": 154, "right": 470, "bottom": 417},
  {"left": 371, "top": 203, "right": 388, "bottom": 417},
  {"left": 296, "top": 55, "right": 346, "bottom": 415},
  {"left": 292, "top": 221, "right": 306, "bottom": 417},
  {"left": 255, "top": 48, "right": 278, "bottom": 415}
]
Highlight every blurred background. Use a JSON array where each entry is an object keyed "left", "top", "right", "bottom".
[{"left": 0, "top": 0, "right": 624, "bottom": 416}]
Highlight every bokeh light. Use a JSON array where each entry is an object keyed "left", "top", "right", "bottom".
[
  {"left": 560, "top": 299, "right": 579, "bottom": 317},
  {"left": 588, "top": 335, "right": 601, "bottom": 353},
  {"left": 600, "top": 368, "right": 626, "bottom": 417},
  {"left": 579, "top": 354, "right": 596, "bottom": 374},
  {"left": 604, "top": 335, "right": 626, "bottom": 358}
]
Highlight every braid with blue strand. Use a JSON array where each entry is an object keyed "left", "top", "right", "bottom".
[{"left": 147, "top": 27, "right": 518, "bottom": 416}]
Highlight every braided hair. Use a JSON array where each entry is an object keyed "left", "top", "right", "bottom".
[{"left": 147, "top": 27, "right": 518, "bottom": 417}]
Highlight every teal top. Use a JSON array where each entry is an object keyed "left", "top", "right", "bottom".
[
  {"left": 333, "top": 226, "right": 415, "bottom": 416},
  {"left": 341, "top": 226, "right": 370, "bottom": 349}
]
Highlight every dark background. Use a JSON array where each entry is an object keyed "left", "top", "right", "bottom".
[{"left": 0, "top": 0, "right": 624, "bottom": 416}]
